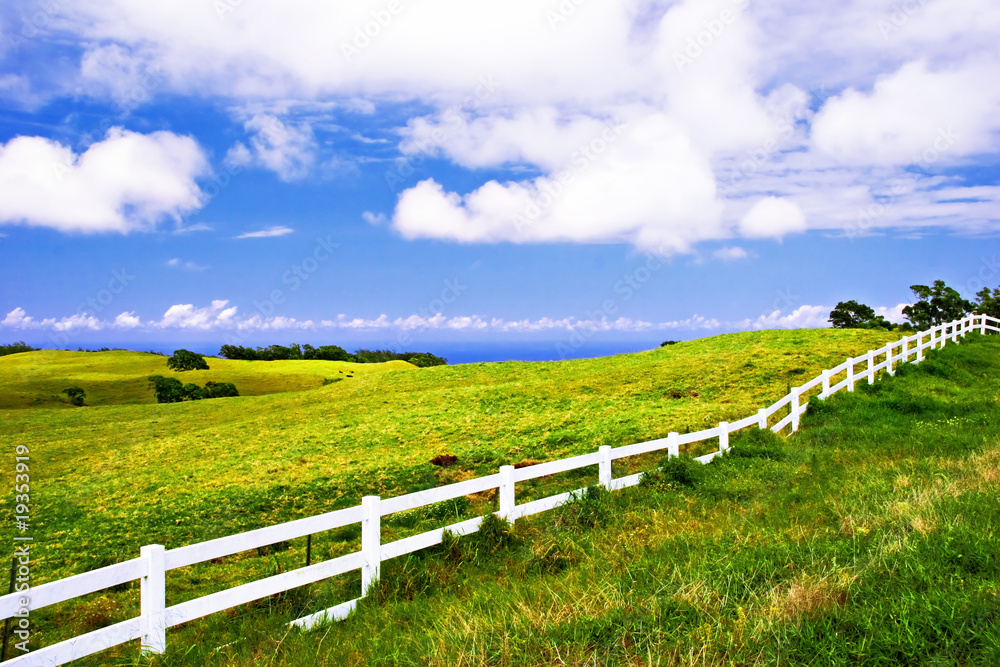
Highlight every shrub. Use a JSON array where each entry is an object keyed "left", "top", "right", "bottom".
[
  {"left": 167, "top": 349, "right": 209, "bottom": 371},
  {"left": 62, "top": 386, "right": 86, "bottom": 407},
  {"left": 641, "top": 455, "right": 705, "bottom": 491}
]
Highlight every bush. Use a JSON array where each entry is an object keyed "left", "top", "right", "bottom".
[
  {"left": 167, "top": 349, "right": 209, "bottom": 371},
  {"left": 641, "top": 455, "right": 705, "bottom": 491},
  {"left": 62, "top": 386, "right": 86, "bottom": 407}
]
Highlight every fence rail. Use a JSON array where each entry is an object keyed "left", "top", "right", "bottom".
[{"left": 3, "top": 314, "right": 999, "bottom": 665}]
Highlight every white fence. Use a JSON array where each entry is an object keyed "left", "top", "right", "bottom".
[{"left": 3, "top": 314, "right": 998, "bottom": 666}]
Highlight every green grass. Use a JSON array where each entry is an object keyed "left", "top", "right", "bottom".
[
  {"left": 10, "top": 326, "right": 990, "bottom": 664},
  {"left": 139, "top": 332, "right": 999, "bottom": 666}
]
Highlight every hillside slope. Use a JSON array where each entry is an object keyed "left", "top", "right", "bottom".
[
  {"left": 0, "top": 349, "right": 414, "bottom": 409},
  {"left": 1, "top": 328, "right": 913, "bottom": 657},
  {"left": 153, "top": 332, "right": 1000, "bottom": 666}
]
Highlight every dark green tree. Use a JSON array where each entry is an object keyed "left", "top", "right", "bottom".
[
  {"left": 148, "top": 375, "right": 185, "bottom": 403},
  {"left": 974, "top": 286, "right": 1000, "bottom": 319},
  {"left": 181, "top": 383, "right": 206, "bottom": 401},
  {"left": 0, "top": 342, "right": 39, "bottom": 357},
  {"left": 902, "top": 281, "right": 974, "bottom": 330},
  {"left": 62, "top": 386, "right": 86, "bottom": 407},
  {"left": 204, "top": 381, "right": 240, "bottom": 398},
  {"left": 167, "top": 349, "right": 210, "bottom": 371},
  {"left": 828, "top": 300, "right": 893, "bottom": 330}
]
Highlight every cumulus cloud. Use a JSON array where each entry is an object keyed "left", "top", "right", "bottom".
[
  {"left": 113, "top": 312, "right": 142, "bottom": 328},
  {"left": 812, "top": 60, "right": 1000, "bottom": 165},
  {"left": 224, "top": 114, "right": 316, "bottom": 181},
  {"left": 157, "top": 300, "right": 238, "bottom": 329},
  {"left": 235, "top": 225, "right": 294, "bottom": 239},
  {"left": 738, "top": 197, "right": 807, "bottom": 239},
  {"left": 0, "top": 128, "right": 209, "bottom": 233},
  {"left": 5, "top": 0, "right": 994, "bottom": 247},
  {"left": 739, "top": 305, "right": 832, "bottom": 330}
]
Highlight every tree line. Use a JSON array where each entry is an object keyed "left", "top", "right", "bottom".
[
  {"left": 830, "top": 280, "right": 1000, "bottom": 330},
  {"left": 218, "top": 343, "right": 447, "bottom": 367}
]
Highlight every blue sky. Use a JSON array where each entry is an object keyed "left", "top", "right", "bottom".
[{"left": 1, "top": 0, "right": 998, "bottom": 362}]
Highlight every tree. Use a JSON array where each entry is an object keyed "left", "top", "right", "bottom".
[
  {"left": 974, "top": 286, "right": 1000, "bottom": 319},
  {"left": 0, "top": 342, "right": 39, "bottom": 357},
  {"left": 205, "top": 381, "right": 240, "bottom": 398},
  {"left": 167, "top": 349, "right": 209, "bottom": 371},
  {"left": 828, "top": 300, "right": 893, "bottom": 330},
  {"left": 62, "top": 386, "right": 86, "bottom": 407},
  {"left": 902, "top": 281, "right": 974, "bottom": 330},
  {"left": 149, "top": 375, "right": 185, "bottom": 403}
]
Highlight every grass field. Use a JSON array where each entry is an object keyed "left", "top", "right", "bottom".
[{"left": 7, "top": 326, "right": 993, "bottom": 664}]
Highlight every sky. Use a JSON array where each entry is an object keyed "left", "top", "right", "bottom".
[{"left": 0, "top": 0, "right": 998, "bottom": 362}]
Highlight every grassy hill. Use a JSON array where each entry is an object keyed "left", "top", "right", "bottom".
[
  {"left": 9, "top": 327, "right": 980, "bottom": 662},
  {"left": 0, "top": 349, "right": 414, "bottom": 409}
]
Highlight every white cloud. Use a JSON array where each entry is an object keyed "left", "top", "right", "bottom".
[
  {"left": 738, "top": 197, "right": 807, "bottom": 239},
  {"left": 225, "top": 114, "right": 316, "bottom": 181},
  {"left": 2, "top": 307, "right": 31, "bottom": 328},
  {"left": 392, "top": 112, "right": 724, "bottom": 253},
  {"left": 10, "top": 0, "right": 995, "bottom": 247},
  {"left": 166, "top": 258, "right": 208, "bottom": 271},
  {"left": 812, "top": 59, "right": 1000, "bottom": 165},
  {"left": 113, "top": 312, "right": 142, "bottom": 328},
  {"left": 235, "top": 225, "right": 294, "bottom": 239},
  {"left": 361, "top": 211, "right": 387, "bottom": 226},
  {"left": 0, "top": 128, "right": 209, "bottom": 233},
  {"left": 713, "top": 246, "right": 748, "bottom": 261},
  {"left": 875, "top": 303, "right": 910, "bottom": 325},
  {"left": 157, "top": 300, "right": 238, "bottom": 329},
  {"left": 739, "top": 305, "right": 832, "bottom": 330}
]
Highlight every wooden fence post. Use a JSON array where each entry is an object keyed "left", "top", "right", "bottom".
[
  {"left": 361, "top": 496, "right": 381, "bottom": 597},
  {"left": 820, "top": 370, "right": 831, "bottom": 398},
  {"left": 887, "top": 343, "right": 895, "bottom": 376},
  {"left": 499, "top": 465, "right": 516, "bottom": 521},
  {"left": 140, "top": 544, "right": 166, "bottom": 655},
  {"left": 866, "top": 351, "right": 875, "bottom": 384},
  {"left": 917, "top": 332, "right": 924, "bottom": 361},
  {"left": 718, "top": 422, "right": 729, "bottom": 453},
  {"left": 847, "top": 357, "right": 855, "bottom": 391},
  {"left": 982, "top": 315, "right": 988, "bottom": 335},
  {"left": 901, "top": 337, "right": 908, "bottom": 364},
  {"left": 667, "top": 432, "right": 679, "bottom": 458},
  {"left": 757, "top": 408, "right": 767, "bottom": 429},
  {"left": 599, "top": 446, "right": 612, "bottom": 490}
]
